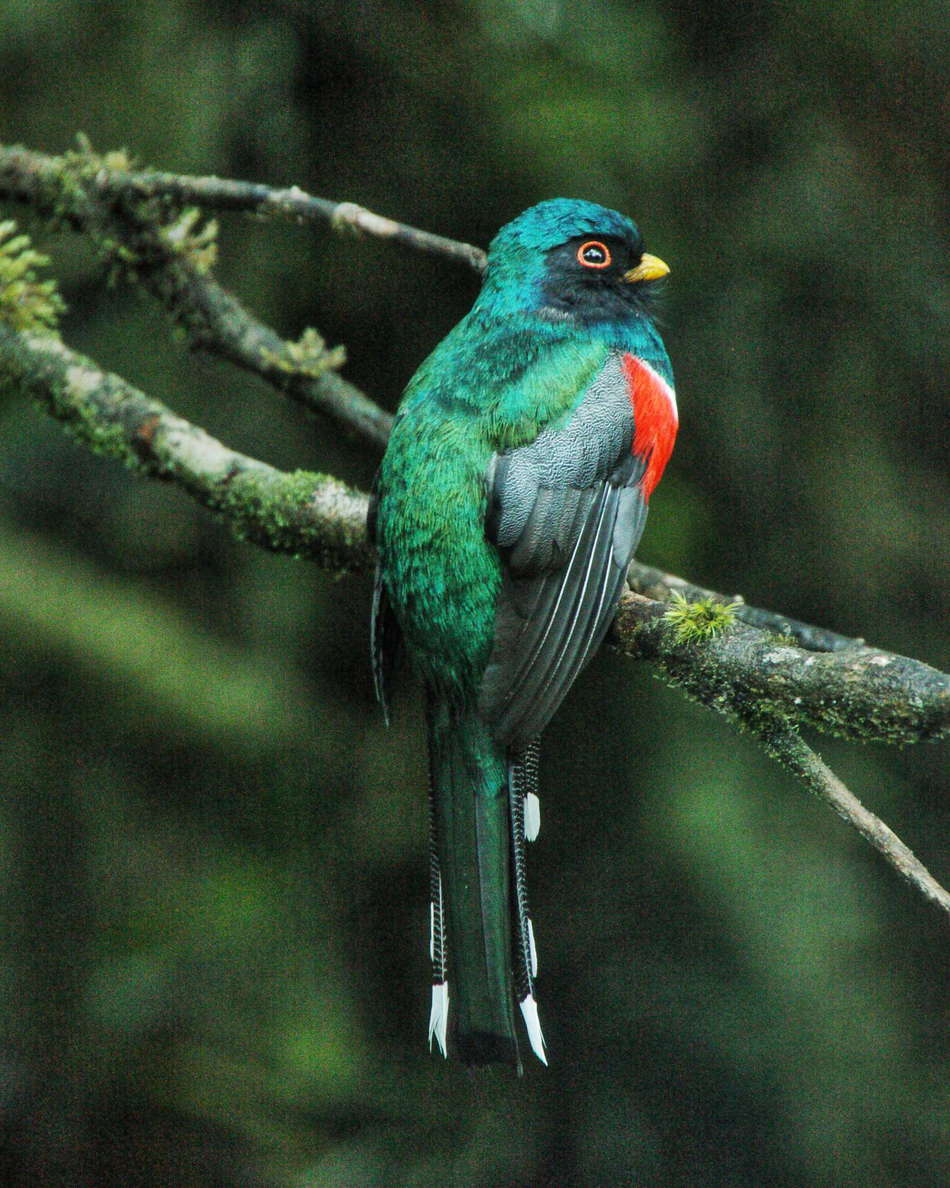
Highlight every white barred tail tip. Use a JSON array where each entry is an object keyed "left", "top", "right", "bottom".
[
  {"left": 527, "top": 917, "right": 538, "bottom": 979},
  {"left": 428, "top": 982, "right": 449, "bottom": 1058},
  {"left": 429, "top": 901, "right": 435, "bottom": 962},
  {"left": 519, "top": 993, "right": 547, "bottom": 1065},
  {"left": 525, "top": 792, "right": 541, "bottom": 841}
]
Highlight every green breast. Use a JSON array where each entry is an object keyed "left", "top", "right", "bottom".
[{"left": 377, "top": 411, "right": 500, "bottom": 697}]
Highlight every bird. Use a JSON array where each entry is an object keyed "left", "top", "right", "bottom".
[{"left": 369, "top": 198, "right": 677, "bottom": 1069}]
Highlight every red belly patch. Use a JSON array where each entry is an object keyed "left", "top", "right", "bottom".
[{"left": 622, "top": 353, "right": 678, "bottom": 499}]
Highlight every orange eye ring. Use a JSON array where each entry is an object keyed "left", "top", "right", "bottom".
[{"left": 577, "top": 240, "right": 612, "bottom": 269}]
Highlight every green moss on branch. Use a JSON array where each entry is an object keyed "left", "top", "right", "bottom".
[
  {"left": 0, "top": 220, "right": 65, "bottom": 333},
  {"left": 614, "top": 591, "right": 950, "bottom": 746},
  {"left": 0, "top": 324, "right": 372, "bottom": 572}
]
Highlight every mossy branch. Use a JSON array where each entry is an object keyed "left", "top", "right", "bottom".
[
  {"left": 612, "top": 592, "right": 950, "bottom": 920},
  {"left": 0, "top": 219, "right": 65, "bottom": 333},
  {"left": 3, "top": 141, "right": 488, "bottom": 272},
  {"left": 3, "top": 321, "right": 945, "bottom": 748},
  {"left": 0, "top": 140, "right": 392, "bottom": 451},
  {"left": 613, "top": 592, "right": 949, "bottom": 746},
  {"left": 0, "top": 323, "right": 370, "bottom": 571},
  {"left": 628, "top": 561, "right": 863, "bottom": 653}
]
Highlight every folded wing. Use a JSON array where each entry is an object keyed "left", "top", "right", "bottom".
[{"left": 479, "top": 352, "right": 654, "bottom": 749}]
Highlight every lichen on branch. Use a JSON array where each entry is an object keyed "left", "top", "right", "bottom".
[
  {"left": 0, "top": 220, "right": 65, "bottom": 333},
  {"left": 614, "top": 592, "right": 950, "bottom": 746},
  {"left": 0, "top": 324, "right": 371, "bottom": 572},
  {"left": 0, "top": 140, "right": 392, "bottom": 450}
]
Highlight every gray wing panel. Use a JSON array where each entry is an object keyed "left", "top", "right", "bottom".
[{"left": 480, "top": 355, "right": 650, "bottom": 749}]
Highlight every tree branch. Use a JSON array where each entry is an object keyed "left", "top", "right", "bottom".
[
  {"left": 0, "top": 323, "right": 370, "bottom": 572},
  {"left": 627, "top": 561, "right": 862, "bottom": 653},
  {"left": 0, "top": 142, "right": 393, "bottom": 451},
  {"left": 38, "top": 155, "right": 487, "bottom": 272},
  {"left": 613, "top": 592, "right": 949, "bottom": 745},
  {"left": 4, "top": 324, "right": 946, "bottom": 752},
  {"left": 615, "top": 594, "right": 950, "bottom": 923}
]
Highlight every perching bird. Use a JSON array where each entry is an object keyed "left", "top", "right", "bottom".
[{"left": 369, "top": 198, "right": 677, "bottom": 1069}]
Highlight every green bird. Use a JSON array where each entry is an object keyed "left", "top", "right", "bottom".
[{"left": 369, "top": 198, "right": 677, "bottom": 1068}]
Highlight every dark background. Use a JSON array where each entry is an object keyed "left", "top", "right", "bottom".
[{"left": 1, "top": 1, "right": 948, "bottom": 1184}]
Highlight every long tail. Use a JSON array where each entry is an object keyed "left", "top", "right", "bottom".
[{"left": 426, "top": 696, "right": 545, "bottom": 1067}]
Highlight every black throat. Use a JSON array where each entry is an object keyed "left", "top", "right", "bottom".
[{"left": 539, "top": 234, "right": 657, "bottom": 324}]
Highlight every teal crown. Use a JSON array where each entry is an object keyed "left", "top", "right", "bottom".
[{"left": 477, "top": 198, "right": 643, "bottom": 309}]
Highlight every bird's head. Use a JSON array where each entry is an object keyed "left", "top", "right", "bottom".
[{"left": 476, "top": 198, "right": 668, "bottom": 324}]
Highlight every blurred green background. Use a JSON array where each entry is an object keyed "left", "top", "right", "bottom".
[{"left": 1, "top": 1, "right": 949, "bottom": 1184}]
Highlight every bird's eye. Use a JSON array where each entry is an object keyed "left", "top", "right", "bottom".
[{"left": 576, "top": 240, "right": 612, "bottom": 269}]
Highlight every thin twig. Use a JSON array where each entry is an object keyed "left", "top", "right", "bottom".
[
  {"left": 757, "top": 724, "right": 950, "bottom": 921},
  {"left": 0, "top": 143, "right": 487, "bottom": 271},
  {"left": 110, "top": 170, "right": 487, "bottom": 272}
]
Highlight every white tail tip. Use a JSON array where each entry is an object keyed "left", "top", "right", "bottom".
[
  {"left": 527, "top": 916, "right": 538, "bottom": 979},
  {"left": 519, "top": 993, "right": 547, "bottom": 1065},
  {"left": 428, "top": 982, "right": 449, "bottom": 1058},
  {"left": 525, "top": 792, "right": 541, "bottom": 842},
  {"left": 428, "top": 901, "right": 436, "bottom": 963}
]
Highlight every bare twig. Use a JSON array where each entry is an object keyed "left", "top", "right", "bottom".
[
  {"left": 90, "top": 166, "right": 486, "bottom": 271},
  {"left": 756, "top": 723, "right": 950, "bottom": 921}
]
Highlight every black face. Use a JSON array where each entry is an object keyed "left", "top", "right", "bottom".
[{"left": 540, "top": 233, "right": 655, "bottom": 322}]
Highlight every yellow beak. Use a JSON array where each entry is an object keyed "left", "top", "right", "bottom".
[{"left": 623, "top": 253, "right": 670, "bottom": 284}]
